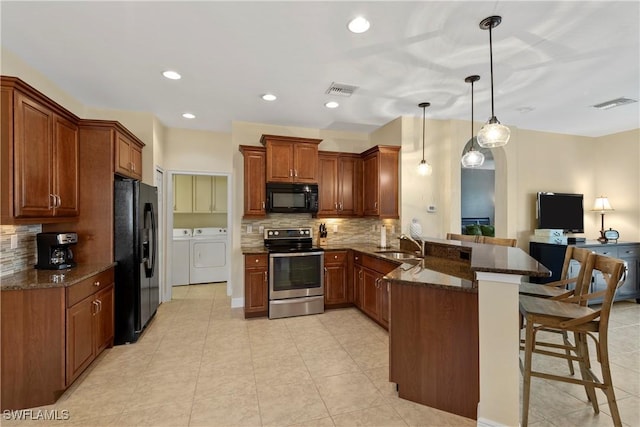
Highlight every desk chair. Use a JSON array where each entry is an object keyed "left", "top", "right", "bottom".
[{"left": 519, "top": 254, "right": 626, "bottom": 427}]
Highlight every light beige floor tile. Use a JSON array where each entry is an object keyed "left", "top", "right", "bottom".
[
  {"left": 194, "top": 372, "right": 257, "bottom": 401},
  {"left": 287, "top": 417, "right": 336, "bottom": 427},
  {"left": 387, "top": 395, "right": 476, "bottom": 427},
  {"left": 600, "top": 394, "right": 640, "bottom": 427},
  {"left": 127, "top": 377, "right": 196, "bottom": 412},
  {"left": 117, "top": 400, "right": 192, "bottom": 427},
  {"left": 315, "top": 372, "right": 385, "bottom": 416},
  {"left": 302, "top": 348, "right": 361, "bottom": 379},
  {"left": 544, "top": 406, "right": 617, "bottom": 427},
  {"left": 331, "top": 404, "right": 407, "bottom": 426},
  {"left": 189, "top": 391, "right": 261, "bottom": 427},
  {"left": 253, "top": 353, "right": 312, "bottom": 386},
  {"left": 257, "top": 380, "right": 330, "bottom": 426},
  {"left": 363, "top": 366, "right": 398, "bottom": 398}
]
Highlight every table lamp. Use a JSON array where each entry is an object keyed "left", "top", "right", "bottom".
[{"left": 592, "top": 196, "right": 614, "bottom": 243}]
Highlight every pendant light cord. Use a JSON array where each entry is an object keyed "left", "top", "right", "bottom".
[
  {"left": 489, "top": 25, "right": 495, "bottom": 118},
  {"left": 470, "top": 80, "right": 475, "bottom": 149},
  {"left": 422, "top": 105, "right": 426, "bottom": 161}
]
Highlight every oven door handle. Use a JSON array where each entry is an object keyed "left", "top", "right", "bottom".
[{"left": 269, "top": 251, "right": 325, "bottom": 258}]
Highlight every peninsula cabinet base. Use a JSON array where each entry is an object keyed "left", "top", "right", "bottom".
[{"left": 389, "top": 283, "right": 479, "bottom": 421}]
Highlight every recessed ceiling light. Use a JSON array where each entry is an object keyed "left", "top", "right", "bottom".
[
  {"left": 348, "top": 16, "right": 370, "bottom": 34},
  {"left": 262, "top": 93, "right": 277, "bottom": 101},
  {"left": 162, "top": 70, "right": 181, "bottom": 80},
  {"left": 182, "top": 113, "right": 195, "bottom": 119},
  {"left": 325, "top": 101, "right": 339, "bottom": 109}
]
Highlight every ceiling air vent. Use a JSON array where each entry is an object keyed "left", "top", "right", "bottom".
[
  {"left": 592, "top": 97, "right": 637, "bottom": 110},
  {"left": 325, "top": 82, "right": 358, "bottom": 97}
]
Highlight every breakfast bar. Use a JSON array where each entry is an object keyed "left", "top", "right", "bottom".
[{"left": 384, "top": 238, "right": 550, "bottom": 425}]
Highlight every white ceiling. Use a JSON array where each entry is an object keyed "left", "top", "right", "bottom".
[{"left": 2, "top": 1, "right": 639, "bottom": 137}]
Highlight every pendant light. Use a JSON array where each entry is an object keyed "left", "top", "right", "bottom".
[
  {"left": 477, "top": 16, "right": 510, "bottom": 148},
  {"left": 417, "top": 102, "right": 433, "bottom": 176},
  {"left": 461, "top": 75, "right": 485, "bottom": 168}
]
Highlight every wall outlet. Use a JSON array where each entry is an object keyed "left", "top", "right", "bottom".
[
  {"left": 259, "top": 225, "right": 264, "bottom": 233},
  {"left": 246, "top": 225, "right": 253, "bottom": 233},
  {"left": 10, "top": 234, "right": 18, "bottom": 249},
  {"left": 391, "top": 225, "right": 395, "bottom": 234},
  {"left": 332, "top": 224, "right": 338, "bottom": 233}
]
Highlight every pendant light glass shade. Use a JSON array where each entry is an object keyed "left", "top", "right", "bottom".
[
  {"left": 417, "top": 102, "right": 432, "bottom": 176},
  {"left": 461, "top": 75, "right": 485, "bottom": 168},
  {"left": 477, "top": 16, "right": 510, "bottom": 149}
]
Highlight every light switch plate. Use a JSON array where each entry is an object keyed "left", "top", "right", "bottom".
[
  {"left": 10, "top": 234, "right": 18, "bottom": 249},
  {"left": 246, "top": 225, "right": 253, "bottom": 233}
]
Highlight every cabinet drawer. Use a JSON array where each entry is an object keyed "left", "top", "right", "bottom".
[
  {"left": 245, "top": 254, "right": 268, "bottom": 268},
  {"left": 588, "top": 246, "right": 618, "bottom": 257},
  {"left": 617, "top": 245, "right": 639, "bottom": 258},
  {"left": 66, "top": 268, "right": 114, "bottom": 308},
  {"left": 324, "top": 251, "right": 348, "bottom": 265},
  {"left": 362, "top": 254, "right": 399, "bottom": 275}
]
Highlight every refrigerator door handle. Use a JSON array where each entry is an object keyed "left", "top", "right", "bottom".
[{"left": 148, "top": 202, "right": 157, "bottom": 277}]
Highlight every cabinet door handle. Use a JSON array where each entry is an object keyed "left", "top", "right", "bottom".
[
  {"left": 358, "top": 270, "right": 362, "bottom": 279},
  {"left": 289, "top": 169, "right": 293, "bottom": 177},
  {"left": 374, "top": 201, "right": 378, "bottom": 209},
  {"left": 294, "top": 169, "right": 298, "bottom": 177},
  {"left": 264, "top": 271, "right": 267, "bottom": 282},
  {"left": 339, "top": 202, "right": 343, "bottom": 211},
  {"left": 262, "top": 201, "right": 266, "bottom": 209},
  {"left": 324, "top": 267, "right": 328, "bottom": 273},
  {"left": 92, "top": 300, "right": 99, "bottom": 315},
  {"left": 94, "top": 281, "right": 100, "bottom": 287},
  {"left": 49, "top": 194, "right": 56, "bottom": 209},
  {"left": 97, "top": 299, "right": 103, "bottom": 313},
  {"left": 335, "top": 202, "right": 338, "bottom": 209}
]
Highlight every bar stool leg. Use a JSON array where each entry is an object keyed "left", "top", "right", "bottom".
[
  {"left": 575, "top": 332, "right": 599, "bottom": 411},
  {"left": 599, "top": 333, "right": 622, "bottom": 427}
]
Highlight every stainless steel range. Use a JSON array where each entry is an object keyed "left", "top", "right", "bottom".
[{"left": 264, "top": 227, "right": 324, "bottom": 319}]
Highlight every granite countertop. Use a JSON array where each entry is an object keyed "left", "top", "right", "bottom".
[
  {"left": 241, "top": 238, "right": 550, "bottom": 294},
  {"left": 1, "top": 263, "right": 116, "bottom": 291}
]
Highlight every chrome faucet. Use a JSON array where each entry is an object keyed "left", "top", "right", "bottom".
[{"left": 400, "top": 234, "right": 425, "bottom": 257}]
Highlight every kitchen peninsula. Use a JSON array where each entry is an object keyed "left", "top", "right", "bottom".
[{"left": 243, "top": 237, "right": 550, "bottom": 425}]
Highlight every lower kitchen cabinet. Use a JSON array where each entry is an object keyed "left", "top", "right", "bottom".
[
  {"left": 353, "top": 252, "right": 398, "bottom": 329},
  {"left": 65, "top": 268, "right": 114, "bottom": 386},
  {"left": 0, "top": 266, "right": 114, "bottom": 411},
  {"left": 244, "top": 254, "right": 268, "bottom": 318},
  {"left": 324, "top": 250, "right": 350, "bottom": 307}
]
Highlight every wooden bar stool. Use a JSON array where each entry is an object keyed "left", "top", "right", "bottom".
[
  {"left": 445, "top": 232, "right": 479, "bottom": 243},
  {"left": 478, "top": 235, "right": 517, "bottom": 247},
  {"left": 519, "top": 254, "right": 626, "bottom": 426}
]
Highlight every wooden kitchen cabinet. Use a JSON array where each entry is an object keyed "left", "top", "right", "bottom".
[
  {"left": 317, "top": 152, "right": 362, "bottom": 217},
  {"left": 244, "top": 254, "right": 268, "bottom": 318},
  {"left": 354, "top": 252, "right": 398, "bottom": 329},
  {"left": 66, "top": 267, "right": 114, "bottom": 385},
  {"left": 324, "top": 250, "right": 350, "bottom": 307},
  {"left": 1, "top": 76, "right": 79, "bottom": 223},
  {"left": 239, "top": 145, "right": 267, "bottom": 218},
  {"left": 115, "top": 130, "right": 143, "bottom": 180},
  {"left": 362, "top": 145, "right": 400, "bottom": 218},
  {"left": 261, "top": 134, "right": 321, "bottom": 183}
]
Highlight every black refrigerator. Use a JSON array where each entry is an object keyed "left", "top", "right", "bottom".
[{"left": 114, "top": 178, "right": 159, "bottom": 344}]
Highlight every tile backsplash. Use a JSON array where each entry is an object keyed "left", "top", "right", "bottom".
[
  {"left": 0, "top": 224, "right": 41, "bottom": 277},
  {"left": 241, "top": 214, "right": 400, "bottom": 248}
]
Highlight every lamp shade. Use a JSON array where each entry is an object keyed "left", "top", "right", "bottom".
[
  {"left": 417, "top": 159, "right": 432, "bottom": 176},
  {"left": 592, "top": 196, "right": 614, "bottom": 212},
  {"left": 461, "top": 149, "right": 485, "bottom": 168},
  {"left": 477, "top": 119, "right": 510, "bottom": 148}
]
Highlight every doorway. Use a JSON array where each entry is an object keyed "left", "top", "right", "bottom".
[
  {"left": 165, "top": 171, "right": 232, "bottom": 302},
  {"left": 460, "top": 140, "right": 495, "bottom": 234}
]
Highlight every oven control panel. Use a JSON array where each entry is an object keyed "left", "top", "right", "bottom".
[{"left": 264, "top": 228, "right": 312, "bottom": 240}]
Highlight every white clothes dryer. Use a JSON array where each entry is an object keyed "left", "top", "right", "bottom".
[
  {"left": 172, "top": 228, "right": 192, "bottom": 286},
  {"left": 190, "top": 227, "right": 228, "bottom": 284}
]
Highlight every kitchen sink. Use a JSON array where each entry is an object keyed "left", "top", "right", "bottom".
[{"left": 375, "top": 250, "right": 420, "bottom": 260}]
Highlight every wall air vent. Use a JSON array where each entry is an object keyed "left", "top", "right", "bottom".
[
  {"left": 592, "top": 97, "right": 637, "bottom": 110},
  {"left": 325, "top": 82, "right": 358, "bottom": 97}
]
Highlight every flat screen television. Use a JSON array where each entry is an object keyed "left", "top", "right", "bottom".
[{"left": 536, "top": 192, "right": 584, "bottom": 233}]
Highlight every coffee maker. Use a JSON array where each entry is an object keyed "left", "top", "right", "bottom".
[{"left": 35, "top": 232, "right": 78, "bottom": 270}]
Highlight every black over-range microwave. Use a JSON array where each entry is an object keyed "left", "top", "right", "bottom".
[{"left": 266, "top": 183, "right": 318, "bottom": 214}]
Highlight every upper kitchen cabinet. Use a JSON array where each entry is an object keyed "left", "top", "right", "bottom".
[
  {"left": 239, "top": 145, "right": 266, "bottom": 218},
  {"left": 115, "top": 130, "right": 143, "bottom": 180},
  {"left": 317, "top": 152, "right": 362, "bottom": 217},
  {"left": 1, "top": 76, "right": 79, "bottom": 223},
  {"left": 193, "top": 175, "right": 227, "bottom": 213},
  {"left": 362, "top": 145, "right": 400, "bottom": 219},
  {"left": 260, "top": 134, "right": 321, "bottom": 183}
]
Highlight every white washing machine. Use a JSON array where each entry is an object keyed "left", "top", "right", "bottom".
[
  {"left": 172, "top": 228, "right": 192, "bottom": 286},
  {"left": 190, "top": 227, "right": 228, "bottom": 284}
]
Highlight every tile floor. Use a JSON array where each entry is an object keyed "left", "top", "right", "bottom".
[{"left": 5, "top": 283, "right": 639, "bottom": 427}]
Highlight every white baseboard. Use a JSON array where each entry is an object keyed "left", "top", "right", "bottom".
[
  {"left": 477, "top": 417, "right": 514, "bottom": 427},
  {"left": 231, "top": 297, "right": 244, "bottom": 308}
]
